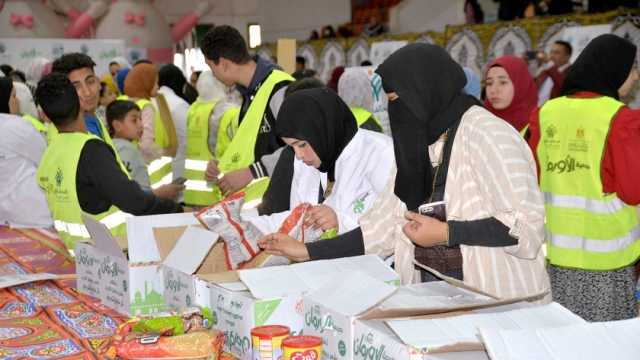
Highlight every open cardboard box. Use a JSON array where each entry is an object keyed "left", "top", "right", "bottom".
[
  {"left": 303, "top": 270, "right": 551, "bottom": 360},
  {"left": 76, "top": 212, "right": 201, "bottom": 316},
  {"left": 354, "top": 301, "right": 584, "bottom": 360},
  {"left": 201, "top": 255, "right": 401, "bottom": 360}
]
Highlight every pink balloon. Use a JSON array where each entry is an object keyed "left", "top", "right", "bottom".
[{"left": 171, "top": 12, "right": 199, "bottom": 42}]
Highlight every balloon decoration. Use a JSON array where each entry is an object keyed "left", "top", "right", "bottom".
[{"left": 0, "top": 0, "right": 213, "bottom": 64}]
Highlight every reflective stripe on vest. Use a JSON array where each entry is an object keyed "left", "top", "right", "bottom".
[
  {"left": 37, "top": 133, "right": 132, "bottom": 250},
  {"left": 149, "top": 156, "right": 173, "bottom": 189},
  {"left": 351, "top": 107, "right": 382, "bottom": 130},
  {"left": 217, "top": 70, "right": 293, "bottom": 204},
  {"left": 538, "top": 96, "right": 640, "bottom": 270}
]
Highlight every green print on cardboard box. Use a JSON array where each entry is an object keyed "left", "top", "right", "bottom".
[
  {"left": 131, "top": 282, "right": 166, "bottom": 315},
  {"left": 354, "top": 332, "right": 390, "bottom": 360},
  {"left": 305, "top": 305, "right": 343, "bottom": 335}
]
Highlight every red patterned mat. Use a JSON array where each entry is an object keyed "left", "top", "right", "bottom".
[
  {"left": 0, "top": 226, "right": 238, "bottom": 360},
  {"left": 0, "top": 227, "right": 124, "bottom": 359}
]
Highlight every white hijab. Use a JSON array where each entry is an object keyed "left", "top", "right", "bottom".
[
  {"left": 13, "top": 82, "right": 38, "bottom": 119},
  {"left": 196, "top": 70, "right": 228, "bottom": 103},
  {"left": 337, "top": 69, "right": 374, "bottom": 112}
]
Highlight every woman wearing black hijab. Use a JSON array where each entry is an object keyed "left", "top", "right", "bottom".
[
  {"left": 255, "top": 88, "right": 395, "bottom": 262},
  {"left": 529, "top": 34, "right": 640, "bottom": 321},
  {"left": 374, "top": 44, "right": 549, "bottom": 296}
]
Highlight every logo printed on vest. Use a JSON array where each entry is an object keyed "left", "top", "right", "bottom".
[
  {"left": 545, "top": 125, "right": 557, "bottom": 139},
  {"left": 55, "top": 168, "right": 63, "bottom": 188},
  {"left": 260, "top": 115, "right": 271, "bottom": 134},
  {"left": 546, "top": 155, "right": 591, "bottom": 174},
  {"left": 231, "top": 152, "right": 241, "bottom": 164}
]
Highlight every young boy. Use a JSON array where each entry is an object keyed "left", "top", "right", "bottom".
[{"left": 107, "top": 100, "right": 182, "bottom": 200}]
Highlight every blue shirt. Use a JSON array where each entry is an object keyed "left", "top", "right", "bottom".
[{"left": 84, "top": 114, "right": 104, "bottom": 139}]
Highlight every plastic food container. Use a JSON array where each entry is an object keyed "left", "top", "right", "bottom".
[
  {"left": 281, "top": 336, "right": 322, "bottom": 360},
  {"left": 250, "top": 325, "right": 290, "bottom": 360}
]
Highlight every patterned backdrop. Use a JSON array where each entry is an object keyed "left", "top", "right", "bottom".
[{"left": 257, "top": 9, "right": 640, "bottom": 84}]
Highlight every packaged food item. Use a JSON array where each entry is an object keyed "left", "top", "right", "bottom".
[
  {"left": 113, "top": 310, "right": 223, "bottom": 360},
  {"left": 196, "top": 193, "right": 264, "bottom": 269},
  {"left": 250, "top": 325, "right": 290, "bottom": 360},
  {"left": 115, "top": 330, "right": 224, "bottom": 359},
  {"left": 132, "top": 307, "right": 215, "bottom": 336},
  {"left": 279, "top": 203, "right": 336, "bottom": 243},
  {"left": 281, "top": 336, "right": 322, "bottom": 360}
]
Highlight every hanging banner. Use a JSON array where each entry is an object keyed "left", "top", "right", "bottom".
[{"left": 0, "top": 38, "right": 126, "bottom": 77}]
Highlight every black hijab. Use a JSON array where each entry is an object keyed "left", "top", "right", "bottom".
[
  {"left": 375, "top": 43, "right": 480, "bottom": 210},
  {"left": 158, "top": 64, "right": 189, "bottom": 102},
  {"left": 276, "top": 88, "right": 358, "bottom": 181},
  {"left": 561, "top": 34, "right": 637, "bottom": 100},
  {"left": 0, "top": 77, "right": 13, "bottom": 114}
]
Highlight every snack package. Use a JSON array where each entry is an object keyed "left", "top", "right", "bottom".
[
  {"left": 196, "top": 193, "right": 264, "bottom": 270},
  {"left": 114, "top": 309, "right": 223, "bottom": 360},
  {"left": 280, "top": 203, "right": 337, "bottom": 242},
  {"left": 115, "top": 328, "right": 224, "bottom": 360},
  {"left": 132, "top": 308, "right": 215, "bottom": 336}
]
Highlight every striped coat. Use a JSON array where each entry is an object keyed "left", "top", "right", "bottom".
[{"left": 360, "top": 105, "right": 550, "bottom": 301}]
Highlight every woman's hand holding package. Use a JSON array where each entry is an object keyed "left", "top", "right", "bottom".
[
  {"left": 402, "top": 211, "right": 448, "bottom": 247},
  {"left": 303, "top": 205, "right": 338, "bottom": 231},
  {"left": 258, "top": 233, "right": 311, "bottom": 262}
]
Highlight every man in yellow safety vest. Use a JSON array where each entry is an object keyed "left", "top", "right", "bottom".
[
  {"left": 199, "top": 25, "right": 294, "bottom": 208},
  {"left": 34, "top": 73, "right": 183, "bottom": 250}
]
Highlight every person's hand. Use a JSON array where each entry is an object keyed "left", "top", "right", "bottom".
[
  {"left": 153, "top": 184, "right": 185, "bottom": 200},
  {"left": 402, "top": 211, "right": 448, "bottom": 248},
  {"left": 218, "top": 168, "right": 253, "bottom": 194},
  {"left": 258, "top": 233, "right": 310, "bottom": 262},
  {"left": 303, "top": 205, "right": 338, "bottom": 231},
  {"left": 204, "top": 160, "right": 220, "bottom": 182}
]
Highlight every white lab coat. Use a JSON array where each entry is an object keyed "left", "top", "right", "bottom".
[
  {"left": 157, "top": 86, "right": 189, "bottom": 180},
  {"left": 0, "top": 114, "right": 53, "bottom": 228},
  {"left": 246, "top": 129, "right": 395, "bottom": 235}
]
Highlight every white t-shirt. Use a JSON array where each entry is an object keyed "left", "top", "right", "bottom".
[{"left": 0, "top": 114, "right": 53, "bottom": 228}]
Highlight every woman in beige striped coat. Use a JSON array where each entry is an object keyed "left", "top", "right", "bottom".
[{"left": 366, "top": 43, "right": 550, "bottom": 301}]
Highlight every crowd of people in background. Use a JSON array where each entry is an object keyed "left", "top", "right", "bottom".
[{"left": 1, "top": 19, "right": 639, "bottom": 325}]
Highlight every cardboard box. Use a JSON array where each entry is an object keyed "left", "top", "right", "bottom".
[
  {"left": 480, "top": 316, "right": 640, "bottom": 360},
  {"left": 304, "top": 277, "right": 550, "bottom": 360},
  {"left": 76, "top": 213, "right": 200, "bottom": 316},
  {"left": 208, "top": 255, "right": 400, "bottom": 360},
  {"left": 377, "top": 302, "right": 584, "bottom": 356}
]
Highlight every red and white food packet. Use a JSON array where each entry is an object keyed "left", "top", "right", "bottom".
[{"left": 196, "top": 193, "right": 264, "bottom": 270}]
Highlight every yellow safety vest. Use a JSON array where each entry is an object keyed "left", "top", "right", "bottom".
[
  {"left": 46, "top": 113, "right": 129, "bottom": 176},
  {"left": 23, "top": 114, "right": 47, "bottom": 135},
  {"left": 538, "top": 96, "right": 640, "bottom": 270},
  {"left": 135, "top": 99, "right": 174, "bottom": 189},
  {"left": 350, "top": 107, "right": 382, "bottom": 131},
  {"left": 217, "top": 70, "right": 293, "bottom": 207},
  {"left": 183, "top": 99, "right": 240, "bottom": 206},
  {"left": 37, "top": 132, "right": 132, "bottom": 250}
]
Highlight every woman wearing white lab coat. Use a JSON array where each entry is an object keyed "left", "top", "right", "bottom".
[{"left": 252, "top": 88, "right": 395, "bottom": 259}]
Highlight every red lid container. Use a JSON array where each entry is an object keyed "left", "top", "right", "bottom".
[
  {"left": 282, "top": 336, "right": 322, "bottom": 348},
  {"left": 250, "top": 325, "right": 290, "bottom": 339}
]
